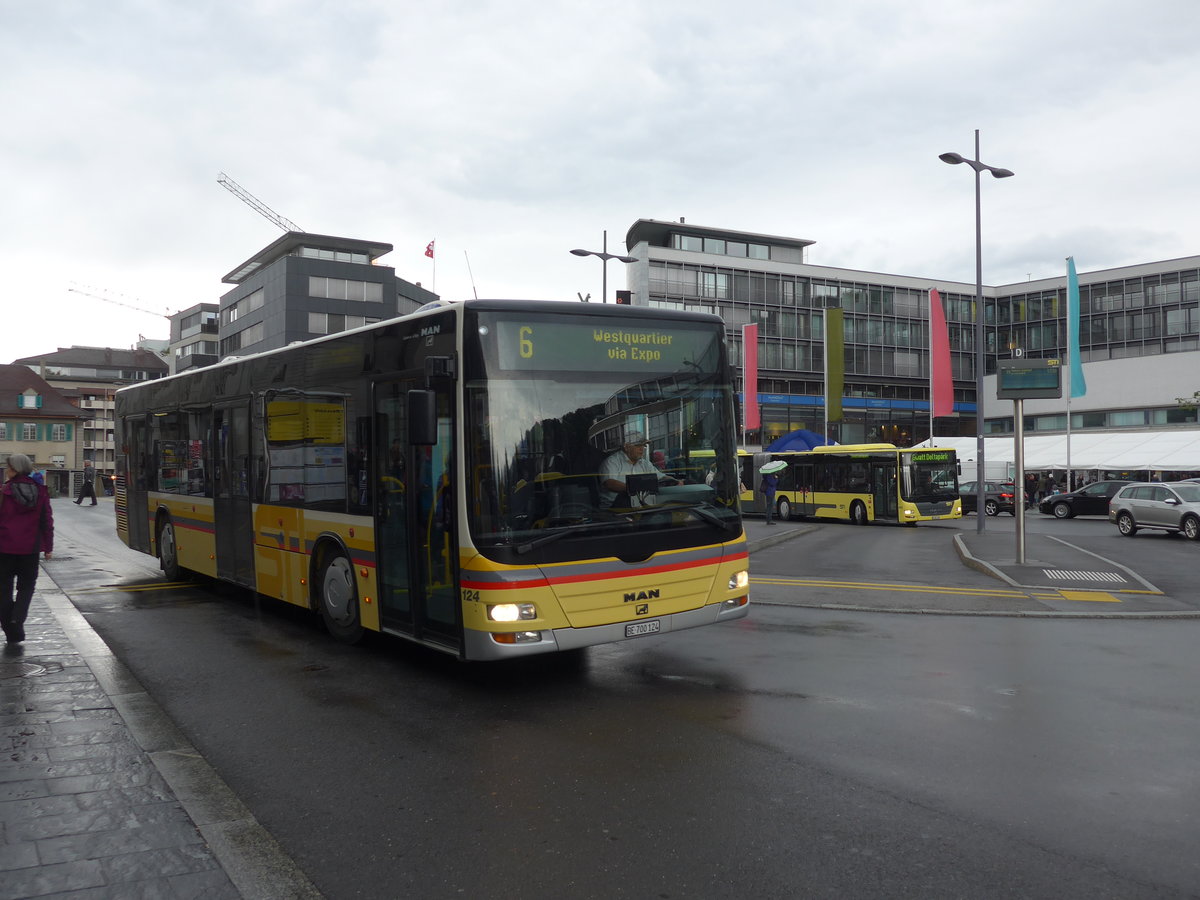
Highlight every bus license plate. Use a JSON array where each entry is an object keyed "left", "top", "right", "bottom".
[{"left": 625, "top": 620, "right": 661, "bottom": 638}]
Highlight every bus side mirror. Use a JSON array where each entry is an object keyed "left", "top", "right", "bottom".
[{"left": 408, "top": 390, "right": 438, "bottom": 445}]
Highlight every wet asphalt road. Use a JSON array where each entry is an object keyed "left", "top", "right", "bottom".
[{"left": 43, "top": 499, "right": 1200, "bottom": 898}]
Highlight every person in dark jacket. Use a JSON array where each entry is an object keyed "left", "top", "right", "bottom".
[
  {"left": 761, "top": 471, "right": 779, "bottom": 525},
  {"left": 0, "top": 454, "right": 54, "bottom": 644},
  {"left": 74, "top": 460, "right": 98, "bottom": 505}
]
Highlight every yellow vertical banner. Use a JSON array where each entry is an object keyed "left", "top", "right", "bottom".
[{"left": 823, "top": 308, "right": 844, "bottom": 422}]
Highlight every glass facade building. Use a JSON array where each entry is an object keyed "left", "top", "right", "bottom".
[{"left": 624, "top": 219, "right": 1200, "bottom": 447}]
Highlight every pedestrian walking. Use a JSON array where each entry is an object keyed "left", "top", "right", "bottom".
[
  {"left": 1037, "top": 473, "right": 1051, "bottom": 501},
  {"left": 74, "top": 460, "right": 98, "bottom": 505},
  {"left": 0, "top": 454, "right": 54, "bottom": 644},
  {"left": 761, "top": 471, "right": 779, "bottom": 524}
]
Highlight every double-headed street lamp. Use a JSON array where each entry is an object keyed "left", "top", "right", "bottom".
[
  {"left": 570, "top": 230, "right": 638, "bottom": 304},
  {"left": 939, "top": 130, "right": 1013, "bottom": 534}
]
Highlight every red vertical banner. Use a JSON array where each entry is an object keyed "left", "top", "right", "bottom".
[
  {"left": 929, "top": 288, "right": 954, "bottom": 418},
  {"left": 742, "top": 323, "right": 759, "bottom": 431}
]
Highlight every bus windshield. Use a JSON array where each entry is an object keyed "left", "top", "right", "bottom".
[
  {"left": 901, "top": 452, "right": 959, "bottom": 503},
  {"left": 464, "top": 310, "right": 741, "bottom": 562}
]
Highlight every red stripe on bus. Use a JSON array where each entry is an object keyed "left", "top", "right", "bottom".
[{"left": 460, "top": 549, "right": 748, "bottom": 592}]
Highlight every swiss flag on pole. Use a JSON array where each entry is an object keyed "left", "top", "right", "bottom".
[{"left": 425, "top": 240, "right": 435, "bottom": 259}]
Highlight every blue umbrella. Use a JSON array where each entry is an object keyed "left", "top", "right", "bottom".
[{"left": 765, "top": 429, "right": 836, "bottom": 452}]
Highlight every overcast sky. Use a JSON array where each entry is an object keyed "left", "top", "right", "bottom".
[{"left": 4, "top": 0, "right": 1199, "bottom": 367}]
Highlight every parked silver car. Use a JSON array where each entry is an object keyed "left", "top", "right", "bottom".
[{"left": 1108, "top": 482, "right": 1200, "bottom": 540}]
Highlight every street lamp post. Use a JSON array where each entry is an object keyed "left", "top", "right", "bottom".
[
  {"left": 570, "top": 230, "right": 638, "bottom": 304},
  {"left": 939, "top": 130, "right": 1013, "bottom": 534}
]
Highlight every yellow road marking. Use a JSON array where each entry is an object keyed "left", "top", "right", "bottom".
[
  {"left": 71, "top": 582, "right": 193, "bottom": 594},
  {"left": 752, "top": 577, "right": 1028, "bottom": 599},
  {"left": 1058, "top": 590, "right": 1122, "bottom": 603}
]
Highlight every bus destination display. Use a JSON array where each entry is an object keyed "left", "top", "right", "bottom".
[{"left": 494, "top": 319, "right": 715, "bottom": 374}]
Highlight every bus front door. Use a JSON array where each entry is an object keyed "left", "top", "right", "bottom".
[
  {"left": 213, "top": 403, "right": 255, "bottom": 587},
  {"left": 374, "top": 379, "right": 460, "bottom": 652}
]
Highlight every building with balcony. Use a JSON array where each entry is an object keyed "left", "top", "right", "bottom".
[
  {"left": 622, "top": 218, "right": 1200, "bottom": 448},
  {"left": 217, "top": 232, "right": 437, "bottom": 359},
  {"left": 169, "top": 302, "right": 219, "bottom": 373}
]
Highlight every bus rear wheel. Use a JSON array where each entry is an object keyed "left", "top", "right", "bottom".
[
  {"left": 776, "top": 497, "right": 791, "bottom": 521},
  {"left": 849, "top": 501, "right": 868, "bottom": 526},
  {"left": 317, "top": 549, "right": 364, "bottom": 644}
]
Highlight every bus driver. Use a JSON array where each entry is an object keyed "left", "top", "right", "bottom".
[{"left": 599, "top": 431, "right": 681, "bottom": 508}]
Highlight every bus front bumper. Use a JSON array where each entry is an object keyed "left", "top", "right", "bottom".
[{"left": 462, "top": 597, "right": 750, "bottom": 661}]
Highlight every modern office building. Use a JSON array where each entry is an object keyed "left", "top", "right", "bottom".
[
  {"left": 169, "top": 302, "right": 220, "bottom": 373},
  {"left": 623, "top": 219, "right": 1200, "bottom": 448},
  {"left": 217, "top": 232, "right": 437, "bottom": 359}
]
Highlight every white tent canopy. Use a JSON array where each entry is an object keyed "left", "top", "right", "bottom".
[{"left": 916, "top": 430, "right": 1200, "bottom": 474}]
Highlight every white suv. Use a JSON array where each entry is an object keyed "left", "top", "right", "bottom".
[{"left": 1109, "top": 482, "right": 1200, "bottom": 540}]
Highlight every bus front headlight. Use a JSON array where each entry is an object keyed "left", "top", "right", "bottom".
[
  {"left": 489, "top": 602, "right": 537, "bottom": 622},
  {"left": 728, "top": 570, "right": 749, "bottom": 591}
]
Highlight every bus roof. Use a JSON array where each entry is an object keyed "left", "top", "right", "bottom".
[{"left": 801, "top": 443, "right": 897, "bottom": 453}]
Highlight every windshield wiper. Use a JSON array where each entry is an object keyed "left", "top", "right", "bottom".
[
  {"left": 514, "top": 517, "right": 631, "bottom": 554},
  {"left": 656, "top": 501, "right": 740, "bottom": 531}
]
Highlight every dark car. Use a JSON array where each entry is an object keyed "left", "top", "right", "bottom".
[
  {"left": 1038, "top": 480, "right": 1131, "bottom": 518},
  {"left": 959, "top": 480, "right": 1019, "bottom": 516}
]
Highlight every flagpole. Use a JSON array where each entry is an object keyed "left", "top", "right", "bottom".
[
  {"left": 1066, "top": 262, "right": 1073, "bottom": 487},
  {"left": 1065, "top": 256, "right": 1087, "bottom": 489}
]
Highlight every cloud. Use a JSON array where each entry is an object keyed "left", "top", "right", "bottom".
[{"left": 4, "top": 0, "right": 1200, "bottom": 363}]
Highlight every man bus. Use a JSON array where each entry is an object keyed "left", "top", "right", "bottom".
[
  {"left": 115, "top": 299, "right": 749, "bottom": 660},
  {"left": 740, "top": 444, "right": 961, "bottom": 525}
]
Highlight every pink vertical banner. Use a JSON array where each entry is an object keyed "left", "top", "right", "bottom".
[
  {"left": 929, "top": 288, "right": 954, "bottom": 417},
  {"left": 742, "top": 323, "right": 759, "bottom": 431}
]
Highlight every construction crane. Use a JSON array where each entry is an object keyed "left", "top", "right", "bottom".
[
  {"left": 217, "top": 172, "right": 303, "bottom": 233},
  {"left": 67, "top": 285, "right": 174, "bottom": 319}
]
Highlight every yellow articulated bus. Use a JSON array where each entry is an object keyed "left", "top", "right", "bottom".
[
  {"left": 738, "top": 444, "right": 961, "bottom": 525},
  {"left": 114, "top": 299, "right": 749, "bottom": 661}
]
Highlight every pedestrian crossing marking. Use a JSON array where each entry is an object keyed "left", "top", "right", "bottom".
[{"left": 1043, "top": 569, "right": 1127, "bottom": 583}]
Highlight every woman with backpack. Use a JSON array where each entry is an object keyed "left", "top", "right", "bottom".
[{"left": 0, "top": 454, "right": 54, "bottom": 644}]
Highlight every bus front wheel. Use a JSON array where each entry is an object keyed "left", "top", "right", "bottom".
[
  {"left": 317, "top": 549, "right": 364, "bottom": 644},
  {"left": 776, "top": 497, "right": 791, "bottom": 521},
  {"left": 849, "top": 501, "right": 868, "bottom": 526},
  {"left": 158, "top": 517, "right": 182, "bottom": 581}
]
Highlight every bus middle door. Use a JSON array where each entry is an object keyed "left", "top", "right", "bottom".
[
  {"left": 871, "top": 460, "right": 898, "bottom": 522},
  {"left": 794, "top": 462, "right": 816, "bottom": 517},
  {"left": 213, "top": 403, "right": 255, "bottom": 587}
]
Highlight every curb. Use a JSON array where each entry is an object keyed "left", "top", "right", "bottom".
[
  {"left": 41, "top": 583, "right": 323, "bottom": 900},
  {"left": 952, "top": 532, "right": 1164, "bottom": 595},
  {"left": 951, "top": 532, "right": 1018, "bottom": 586},
  {"left": 746, "top": 523, "right": 819, "bottom": 554}
]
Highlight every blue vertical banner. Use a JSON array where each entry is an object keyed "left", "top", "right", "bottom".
[{"left": 1067, "top": 256, "right": 1086, "bottom": 398}]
